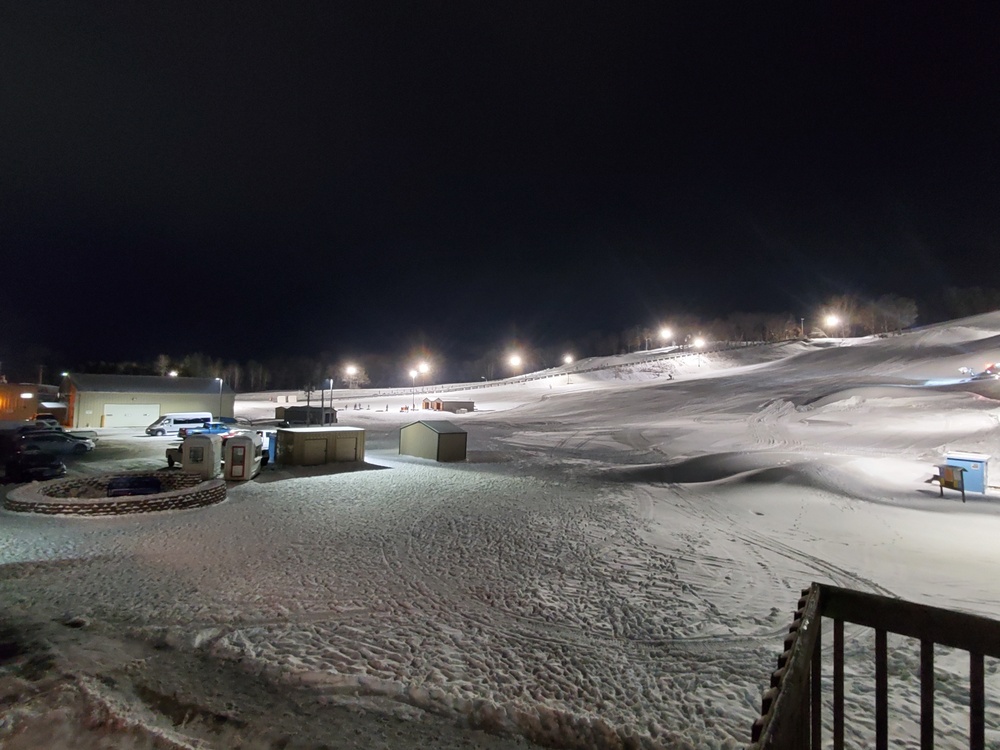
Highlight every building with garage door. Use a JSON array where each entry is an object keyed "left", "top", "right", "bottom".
[
  {"left": 275, "top": 426, "right": 365, "bottom": 466},
  {"left": 421, "top": 398, "right": 475, "bottom": 413},
  {"left": 62, "top": 374, "right": 235, "bottom": 428},
  {"left": 399, "top": 420, "right": 468, "bottom": 462}
]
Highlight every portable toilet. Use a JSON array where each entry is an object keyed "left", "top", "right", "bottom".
[
  {"left": 945, "top": 451, "right": 990, "bottom": 494},
  {"left": 224, "top": 431, "right": 262, "bottom": 481},
  {"left": 181, "top": 433, "right": 222, "bottom": 479}
]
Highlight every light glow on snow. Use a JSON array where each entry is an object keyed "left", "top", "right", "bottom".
[{"left": 6, "top": 313, "right": 1000, "bottom": 747}]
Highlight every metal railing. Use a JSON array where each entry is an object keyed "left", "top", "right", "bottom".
[
  {"left": 751, "top": 583, "right": 1000, "bottom": 750},
  {"left": 239, "top": 339, "right": 781, "bottom": 402}
]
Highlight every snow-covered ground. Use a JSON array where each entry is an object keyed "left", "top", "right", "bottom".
[{"left": 5, "top": 314, "right": 1000, "bottom": 748}]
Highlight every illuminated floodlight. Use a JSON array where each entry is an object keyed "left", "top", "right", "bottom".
[
  {"left": 659, "top": 328, "right": 672, "bottom": 341},
  {"left": 825, "top": 314, "right": 840, "bottom": 328},
  {"left": 693, "top": 337, "right": 706, "bottom": 348},
  {"left": 345, "top": 365, "right": 358, "bottom": 377},
  {"left": 409, "top": 363, "right": 429, "bottom": 407},
  {"left": 563, "top": 355, "right": 573, "bottom": 365},
  {"left": 19, "top": 392, "right": 33, "bottom": 399},
  {"left": 509, "top": 354, "right": 522, "bottom": 368},
  {"left": 168, "top": 370, "right": 178, "bottom": 377}
]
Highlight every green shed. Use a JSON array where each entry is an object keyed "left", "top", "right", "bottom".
[{"left": 399, "top": 420, "right": 468, "bottom": 462}]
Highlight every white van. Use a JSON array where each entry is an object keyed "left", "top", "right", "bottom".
[{"left": 145, "top": 412, "right": 213, "bottom": 437}]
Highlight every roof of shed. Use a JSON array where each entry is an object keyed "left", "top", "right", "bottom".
[
  {"left": 65, "top": 374, "right": 235, "bottom": 395},
  {"left": 402, "top": 420, "right": 467, "bottom": 434}
]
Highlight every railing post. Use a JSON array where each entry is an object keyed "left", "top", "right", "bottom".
[
  {"left": 921, "top": 639, "right": 934, "bottom": 749},
  {"left": 970, "top": 651, "right": 984, "bottom": 750},
  {"left": 811, "top": 615, "right": 821, "bottom": 749},
  {"left": 875, "top": 628, "right": 887, "bottom": 750},
  {"left": 834, "top": 618, "right": 844, "bottom": 750}
]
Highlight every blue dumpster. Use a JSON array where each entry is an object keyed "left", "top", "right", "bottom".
[{"left": 945, "top": 451, "right": 990, "bottom": 494}]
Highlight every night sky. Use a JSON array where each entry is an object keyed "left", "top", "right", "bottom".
[{"left": 3, "top": 2, "right": 999, "bottom": 373}]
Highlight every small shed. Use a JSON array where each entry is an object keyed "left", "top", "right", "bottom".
[
  {"left": 275, "top": 426, "right": 365, "bottom": 466},
  {"left": 276, "top": 405, "right": 337, "bottom": 425},
  {"left": 399, "top": 420, "right": 468, "bottom": 462},
  {"left": 945, "top": 451, "right": 990, "bottom": 494},
  {"left": 424, "top": 398, "right": 475, "bottom": 413}
]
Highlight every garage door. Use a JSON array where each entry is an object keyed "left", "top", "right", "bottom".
[
  {"left": 335, "top": 437, "right": 357, "bottom": 462},
  {"left": 102, "top": 404, "right": 160, "bottom": 428},
  {"left": 303, "top": 438, "right": 328, "bottom": 465}
]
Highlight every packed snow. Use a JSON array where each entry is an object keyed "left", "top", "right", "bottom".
[{"left": 5, "top": 314, "right": 1000, "bottom": 748}]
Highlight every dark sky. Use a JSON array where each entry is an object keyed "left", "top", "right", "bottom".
[{"left": 3, "top": 2, "right": 999, "bottom": 371}]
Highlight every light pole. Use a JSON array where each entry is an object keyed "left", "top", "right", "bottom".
[
  {"left": 825, "top": 314, "right": 843, "bottom": 342},
  {"left": 563, "top": 354, "right": 573, "bottom": 385},
  {"left": 509, "top": 354, "right": 523, "bottom": 382},
  {"left": 409, "top": 362, "right": 429, "bottom": 408},
  {"left": 345, "top": 365, "right": 358, "bottom": 389},
  {"left": 693, "top": 337, "right": 706, "bottom": 367},
  {"left": 323, "top": 378, "right": 336, "bottom": 424},
  {"left": 215, "top": 377, "right": 223, "bottom": 418}
]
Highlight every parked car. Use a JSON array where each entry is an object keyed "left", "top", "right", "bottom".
[
  {"left": 33, "top": 415, "right": 63, "bottom": 430},
  {"left": 20, "top": 431, "right": 95, "bottom": 455},
  {"left": 178, "top": 422, "right": 237, "bottom": 438},
  {"left": 165, "top": 444, "right": 182, "bottom": 468},
  {"left": 4, "top": 446, "right": 67, "bottom": 482}
]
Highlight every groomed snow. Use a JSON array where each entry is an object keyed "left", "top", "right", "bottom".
[{"left": 5, "top": 315, "right": 1000, "bottom": 748}]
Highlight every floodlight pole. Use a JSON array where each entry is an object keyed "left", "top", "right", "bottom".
[{"left": 216, "top": 377, "right": 223, "bottom": 418}]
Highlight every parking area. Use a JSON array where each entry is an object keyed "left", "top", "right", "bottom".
[{"left": 1, "top": 429, "right": 171, "bottom": 485}]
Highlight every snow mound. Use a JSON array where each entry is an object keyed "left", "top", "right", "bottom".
[
  {"left": 599, "top": 452, "right": 915, "bottom": 501},
  {"left": 802, "top": 385, "right": 939, "bottom": 409}
]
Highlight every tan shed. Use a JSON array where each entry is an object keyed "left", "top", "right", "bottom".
[
  {"left": 275, "top": 426, "right": 366, "bottom": 466},
  {"left": 399, "top": 420, "right": 468, "bottom": 462}
]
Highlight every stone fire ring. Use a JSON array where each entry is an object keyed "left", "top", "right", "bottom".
[{"left": 3, "top": 470, "right": 227, "bottom": 516}]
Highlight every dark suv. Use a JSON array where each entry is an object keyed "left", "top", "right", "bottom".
[{"left": 4, "top": 446, "right": 67, "bottom": 483}]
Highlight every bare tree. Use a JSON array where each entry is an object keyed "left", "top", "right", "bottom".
[
  {"left": 246, "top": 360, "right": 270, "bottom": 391},
  {"left": 875, "top": 294, "right": 918, "bottom": 333},
  {"left": 223, "top": 361, "right": 243, "bottom": 391},
  {"left": 154, "top": 354, "right": 172, "bottom": 376}
]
